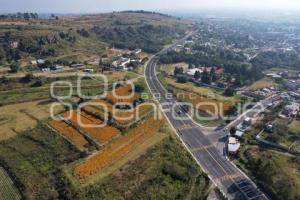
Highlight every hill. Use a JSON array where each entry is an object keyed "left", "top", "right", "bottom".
[{"left": 0, "top": 11, "right": 191, "bottom": 66}]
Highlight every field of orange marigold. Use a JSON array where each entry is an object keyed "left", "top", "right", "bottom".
[
  {"left": 105, "top": 84, "right": 139, "bottom": 104},
  {"left": 49, "top": 120, "right": 89, "bottom": 150},
  {"left": 73, "top": 116, "right": 164, "bottom": 179},
  {"left": 84, "top": 99, "right": 154, "bottom": 125},
  {"left": 61, "top": 110, "right": 120, "bottom": 145}
]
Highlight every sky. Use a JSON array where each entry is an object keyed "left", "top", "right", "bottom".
[{"left": 1, "top": 0, "right": 300, "bottom": 13}]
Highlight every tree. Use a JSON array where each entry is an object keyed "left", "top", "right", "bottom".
[
  {"left": 21, "top": 73, "right": 35, "bottom": 83},
  {"left": 210, "top": 67, "right": 218, "bottom": 82},
  {"left": 188, "top": 63, "right": 194, "bottom": 69},
  {"left": 201, "top": 68, "right": 211, "bottom": 84},
  {"left": 234, "top": 72, "right": 242, "bottom": 87},
  {"left": 134, "top": 84, "right": 145, "bottom": 93},
  {"left": 194, "top": 70, "right": 201, "bottom": 80},
  {"left": 226, "top": 105, "right": 238, "bottom": 117},
  {"left": 230, "top": 127, "right": 236, "bottom": 136},
  {"left": 174, "top": 67, "right": 184, "bottom": 76},
  {"left": 9, "top": 62, "right": 19, "bottom": 73},
  {"left": 223, "top": 87, "right": 235, "bottom": 97}
]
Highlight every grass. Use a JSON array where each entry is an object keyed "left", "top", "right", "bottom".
[
  {"left": 234, "top": 145, "right": 300, "bottom": 200},
  {"left": 260, "top": 118, "right": 300, "bottom": 152},
  {"left": 158, "top": 63, "right": 189, "bottom": 76},
  {"left": 64, "top": 125, "right": 167, "bottom": 186},
  {"left": 0, "top": 167, "right": 21, "bottom": 200},
  {"left": 0, "top": 100, "right": 64, "bottom": 141},
  {"left": 0, "top": 71, "right": 138, "bottom": 105},
  {"left": 247, "top": 77, "right": 278, "bottom": 90},
  {"left": 76, "top": 136, "right": 211, "bottom": 200},
  {"left": 194, "top": 113, "right": 226, "bottom": 127},
  {"left": 264, "top": 67, "right": 300, "bottom": 77},
  {"left": 0, "top": 123, "right": 82, "bottom": 199},
  {"left": 165, "top": 78, "right": 240, "bottom": 104}
]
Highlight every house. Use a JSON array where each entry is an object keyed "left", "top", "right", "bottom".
[
  {"left": 286, "top": 80, "right": 300, "bottom": 91},
  {"left": 41, "top": 68, "right": 50, "bottom": 72},
  {"left": 30, "top": 60, "right": 37, "bottom": 65},
  {"left": 265, "top": 123, "right": 273, "bottom": 133},
  {"left": 281, "top": 103, "right": 299, "bottom": 118},
  {"left": 53, "top": 65, "right": 64, "bottom": 70},
  {"left": 37, "top": 59, "right": 45, "bottom": 65},
  {"left": 70, "top": 64, "right": 85, "bottom": 68},
  {"left": 235, "top": 130, "right": 245, "bottom": 137},
  {"left": 112, "top": 57, "right": 131, "bottom": 70},
  {"left": 9, "top": 41, "right": 19, "bottom": 49},
  {"left": 83, "top": 69, "right": 94, "bottom": 73},
  {"left": 243, "top": 117, "right": 252, "bottom": 126},
  {"left": 186, "top": 68, "right": 203, "bottom": 77},
  {"left": 228, "top": 137, "right": 240, "bottom": 154},
  {"left": 132, "top": 49, "right": 142, "bottom": 55}
]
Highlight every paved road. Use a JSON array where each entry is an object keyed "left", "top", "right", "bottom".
[{"left": 144, "top": 34, "right": 269, "bottom": 200}]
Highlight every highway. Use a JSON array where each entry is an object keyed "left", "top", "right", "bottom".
[{"left": 144, "top": 33, "right": 270, "bottom": 200}]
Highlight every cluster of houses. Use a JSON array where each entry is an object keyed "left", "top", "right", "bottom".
[
  {"left": 279, "top": 102, "right": 299, "bottom": 118},
  {"left": 30, "top": 58, "right": 87, "bottom": 72},
  {"left": 186, "top": 67, "right": 224, "bottom": 78},
  {"left": 111, "top": 49, "right": 143, "bottom": 70},
  {"left": 228, "top": 117, "right": 253, "bottom": 154},
  {"left": 244, "top": 86, "right": 279, "bottom": 100}
]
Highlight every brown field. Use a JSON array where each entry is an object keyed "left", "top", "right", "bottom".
[
  {"left": 61, "top": 110, "right": 120, "bottom": 145},
  {"left": 105, "top": 84, "right": 139, "bottom": 104},
  {"left": 0, "top": 100, "right": 64, "bottom": 141},
  {"left": 73, "top": 116, "right": 164, "bottom": 179},
  {"left": 49, "top": 120, "right": 89, "bottom": 151}
]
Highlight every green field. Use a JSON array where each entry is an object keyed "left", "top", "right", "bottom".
[
  {"left": 234, "top": 146, "right": 300, "bottom": 200},
  {"left": 0, "top": 121, "right": 210, "bottom": 200},
  {"left": 0, "top": 167, "right": 21, "bottom": 200}
]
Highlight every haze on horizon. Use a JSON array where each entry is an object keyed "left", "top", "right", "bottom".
[{"left": 1, "top": 0, "right": 300, "bottom": 13}]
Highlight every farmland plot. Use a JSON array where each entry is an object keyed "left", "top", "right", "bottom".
[
  {"left": 0, "top": 167, "right": 21, "bottom": 200},
  {"left": 61, "top": 111, "right": 120, "bottom": 145},
  {"left": 0, "top": 100, "right": 64, "bottom": 141},
  {"left": 84, "top": 99, "right": 154, "bottom": 127},
  {"left": 74, "top": 116, "right": 164, "bottom": 179},
  {"left": 105, "top": 84, "right": 139, "bottom": 104},
  {"left": 49, "top": 120, "right": 89, "bottom": 151}
]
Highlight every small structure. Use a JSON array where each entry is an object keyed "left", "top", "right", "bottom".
[
  {"left": 235, "top": 130, "right": 245, "bottom": 137},
  {"left": 112, "top": 57, "right": 131, "bottom": 70},
  {"left": 70, "top": 64, "right": 85, "bottom": 68},
  {"left": 53, "top": 65, "right": 64, "bottom": 70},
  {"left": 132, "top": 49, "right": 142, "bottom": 55},
  {"left": 243, "top": 117, "right": 252, "bottom": 127},
  {"left": 30, "top": 60, "right": 37, "bottom": 65},
  {"left": 286, "top": 80, "right": 300, "bottom": 91},
  {"left": 37, "top": 59, "right": 45, "bottom": 65},
  {"left": 186, "top": 68, "right": 203, "bottom": 77},
  {"left": 228, "top": 137, "right": 240, "bottom": 154},
  {"left": 83, "top": 69, "right": 94, "bottom": 73},
  {"left": 265, "top": 123, "right": 273, "bottom": 133},
  {"left": 9, "top": 41, "right": 19, "bottom": 49}
]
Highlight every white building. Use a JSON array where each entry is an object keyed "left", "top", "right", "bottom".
[
  {"left": 186, "top": 68, "right": 203, "bottom": 77},
  {"left": 112, "top": 57, "right": 131, "bottom": 70},
  {"left": 228, "top": 137, "right": 240, "bottom": 154}
]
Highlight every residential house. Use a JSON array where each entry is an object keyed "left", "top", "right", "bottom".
[
  {"left": 228, "top": 137, "right": 240, "bottom": 154},
  {"left": 112, "top": 57, "right": 131, "bottom": 70},
  {"left": 281, "top": 102, "right": 299, "bottom": 118}
]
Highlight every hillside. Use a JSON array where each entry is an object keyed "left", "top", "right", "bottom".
[{"left": 0, "top": 11, "right": 191, "bottom": 66}]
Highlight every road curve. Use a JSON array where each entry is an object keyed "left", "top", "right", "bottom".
[{"left": 144, "top": 33, "right": 269, "bottom": 200}]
